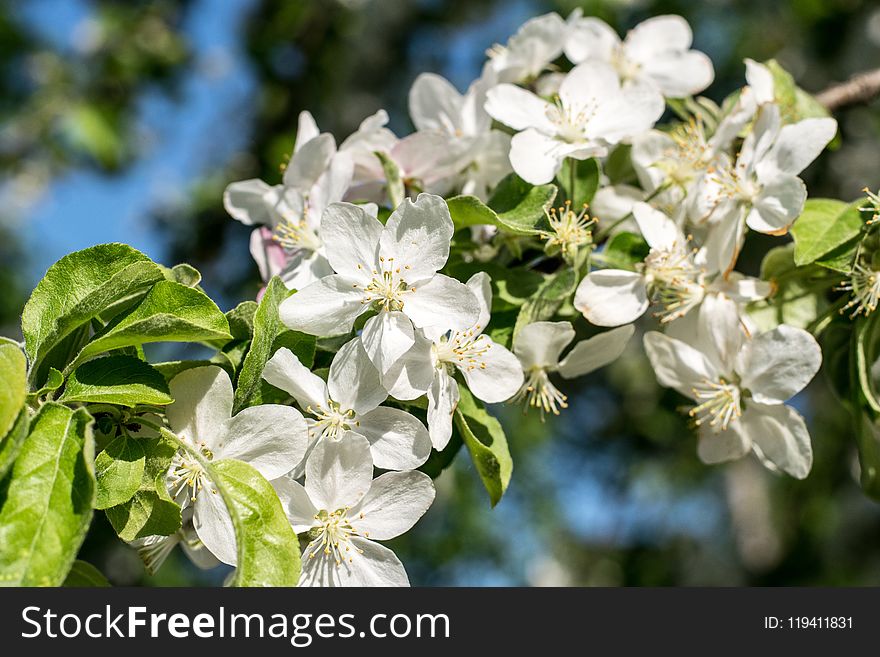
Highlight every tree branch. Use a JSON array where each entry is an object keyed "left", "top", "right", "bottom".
[{"left": 816, "top": 67, "right": 880, "bottom": 111}]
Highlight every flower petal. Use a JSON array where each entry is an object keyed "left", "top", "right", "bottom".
[
  {"left": 167, "top": 366, "right": 233, "bottom": 451},
  {"left": 304, "top": 432, "right": 373, "bottom": 511},
  {"left": 279, "top": 274, "right": 366, "bottom": 336},
  {"left": 513, "top": 320, "right": 574, "bottom": 370},
  {"left": 632, "top": 202, "right": 681, "bottom": 250},
  {"left": 219, "top": 405, "right": 309, "bottom": 480},
  {"left": 381, "top": 329, "right": 434, "bottom": 400},
  {"left": 299, "top": 536, "right": 409, "bottom": 587},
  {"left": 746, "top": 404, "right": 813, "bottom": 479},
  {"left": 262, "top": 347, "right": 329, "bottom": 412},
  {"left": 764, "top": 117, "right": 837, "bottom": 176},
  {"left": 745, "top": 174, "right": 806, "bottom": 234},
  {"left": 350, "top": 471, "right": 435, "bottom": 540},
  {"left": 272, "top": 476, "right": 318, "bottom": 534},
  {"left": 564, "top": 16, "right": 619, "bottom": 64},
  {"left": 626, "top": 14, "right": 693, "bottom": 58},
  {"left": 283, "top": 132, "right": 335, "bottom": 190},
  {"left": 380, "top": 193, "right": 453, "bottom": 282},
  {"left": 697, "top": 420, "right": 751, "bottom": 464},
  {"left": 409, "top": 72, "right": 464, "bottom": 133},
  {"left": 459, "top": 337, "right": 524, "bottom": 403},
  {"left": 737, "top": 325, "right": 821, "bottom": 404},
  {"left": 192, "top": 479, "right": 237, "bottom": 566},
  {"left": 223, "top": 179, "right": 274, "bottom": 226},
  {"left": 643, "top": 331, "right": 717, "bottom": 399},
  {"left": 405, "top": 273, "right": 481, "bottom": 330},
  {"left": 357, "top": 407, "right": 432, "bottom": 470},
  {"left": 574, "top": 269, "right": 648, "bottom": 327},
  {"left": 361, "top": 311, "right": 415, "bottom": 375},
  {"left": 558, "top": 324, "right": 634, "bottom": 379},
  {"left": 640, "top": 50, "right": 714, "bottom": 97},
  {"left": 328, "top": 337, "right": 387, "bottom": 415},
  {"left": 484, "top": 83, "right": 553, "bottom": 132},
  {"left": 320, "top": 202, "right": 382, "bottom": 280},
  {"left": 508, "top": 128, "right": 565, "bottom": 185},
  {"left": 427, "top": 368, "right": 459, "bottom": 450}
]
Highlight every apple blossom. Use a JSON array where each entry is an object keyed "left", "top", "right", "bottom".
[
  {"left": 485, "top": 61, "right": 664, "bottom": 184},
  {"left": 278, "top": 193, "right": 480, "bottom": 375},
  {"left": 512, "top": 321, "right": 634, "bottom": 417},
  {"left": 564, "top": 15, "right": 714, "bottom": 97},
  {"left": 643, "top": 295, "right": 821, "bottom": 478},
  {"left": 165, "top": 366, "right": 310, "bottom": 565},
  {"left": 383, "top": 272, "right": 524, "bottom": 449},
  {"left": 262, "top": 337, "right": 432, "bottom": 470},
  {"left": 273, "top": 435, "right": 435, "bottom": 587}
]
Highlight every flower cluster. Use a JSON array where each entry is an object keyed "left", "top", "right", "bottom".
[{"left": 152, "top": 10, "right": 838, "bottom": 585}]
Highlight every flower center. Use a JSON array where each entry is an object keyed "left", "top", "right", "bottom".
[
  {"left": 306, "top": 508, "right": 365, "bottom": 566},
  {"left": 657, "top": 118, "right": 710, "bottom": 186},
  {"left": 689, "top": 378, "right": 742, "bottom": 430},
  {"left": 168, "top": 440, "right": 214, "bottom": 502},
  {"left": 839, "top": 262, "right": 880, "bottom": 318},
  {"left": 513, "top": 367, "right": 568, "bottom": 418},
  {"left": 643, "top": 242, "right": 704, "bottom": 322},
  {"left": 356, "top": 257, "right": 415, "bottom": 312},
  {"left": 546, "top": 96, "right": 597, "bottom": 143},
  {"left": 611, "top": 46, "right": 641, "bottom": 82},
  {"left": 435, "top": 329, "right": 491, "bottom": 372},
  {"left": 272, "top": 205, "right": 322, "bottom": 252},
  {"left": 307, "top": 401, "right": 358, "bottom": 440},
  {"left": 541, "top": 201, "right": 596, "bottom": 257},
  {"left": 708, "top": 165, "right": 760, "bottom": 206}
]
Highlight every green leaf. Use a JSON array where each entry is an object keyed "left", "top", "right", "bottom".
[
  {"left": 105, "top": 434, "right": 181, "bottom": 541},
  {"left": 152, "top": 359, "right": 220, "bottom": 382},
  {"left": 558, "top": 158, "right": 600, "bottom": 208},
  {"left": 211, "top": 459, "right": 301, "bottom": 586},
  {"left": 28, "top": 368, "right": 64, "bottom": 402},
  {"left": 791, "top": 199, "right": 862, "bottom": 266},
  {"left": 514, "top": 268, "right": 578, "bottom": 338},
  {"left": 447, "top": 195, "right": 498, "bottom": 230},
  {"left": 749, "top": 243, "right": 827, "bottom": 331},
  {"left": 601, "top": 231, "right": 650, "bottom": 271},
  {"left": 63, "top": 560, "right": 110, "bottom": 587},
  {"left": 605, "top": 144, "right": 637, "bottom": 186},
  {"left": 487, "top": 173, "right": 558, "bottom": 234},
  {"left": 0, "top": 409, "right": 30, "bottom": 481},
  {"left": 234, "top": 277, "right": 291, "bottom": 412},
  {"left": 0, "top": 404, "right": 95, "bottom": 586},
  {"left": 73, "top": 280, "right": 232, "bottom": 367},
  {"left": 815, "top": 236, "right": 858, "bottom": 274},
  {"left": 226, "top": 301, "right": 259, "bottom": 341},
  {"left": 164, "top": 263, "right": 202, "bottom": 288},
  {"left": 94, "top": 434, "right": 146, "bottom": 510},
  {"left": 59, "top": 356, "right": 173, "bottom": 407},
  {"left": 764, "top": 59, "right": 833, "bottom": 124},
  {"left": 453, "top": 386, "right": 512, "bottom": 507},
  {"left": 376, "top": 151, "right": 405, "bottom": 208},
  {"left": 445, "top": 261, "right": 543, "bottom": 312},
  {"left": 0, "top": 342, "right": 27, "bottom": 441},
  {"left": 21, "top": 244, "right": 164, "bottom": 385}
]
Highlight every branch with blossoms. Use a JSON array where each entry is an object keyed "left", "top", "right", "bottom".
[{"left": 0, "top": 10, "right": 877, "bottom": 588}]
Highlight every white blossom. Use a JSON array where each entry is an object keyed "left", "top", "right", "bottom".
[
  {"left": 512, "top": 321, "right": 634, "bottom": 417},
  {"left": 273, "top": 435, "right": 435, "bottom": 587},
  {"left": 165, "top": 366, "right": 310, "bottom": 565},
  {"left": 262, "top": 338, "right": 432, "bottom": 470},
  {"left": 643, "top": 295, "right": 821, "bottom": 478},
  {"left": 278, "top": 193, "right": 480, "bottom": 375},
  {"left": 485, "top": 61, "right": 664, "bottom": 184},
  {"left": 383, "top": 272, "right": 524, "bottom": 449},
  {"left": 564, "top": 14, "right": 714, "bottom": 97}
]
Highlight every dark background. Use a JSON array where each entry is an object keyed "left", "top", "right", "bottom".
[{"left": 1, "top": 0, "right": 879, "bottom": 585}]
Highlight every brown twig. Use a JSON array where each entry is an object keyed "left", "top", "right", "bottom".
[{"left": 816, "top": 68, "right": 880, "bottom": 111}]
